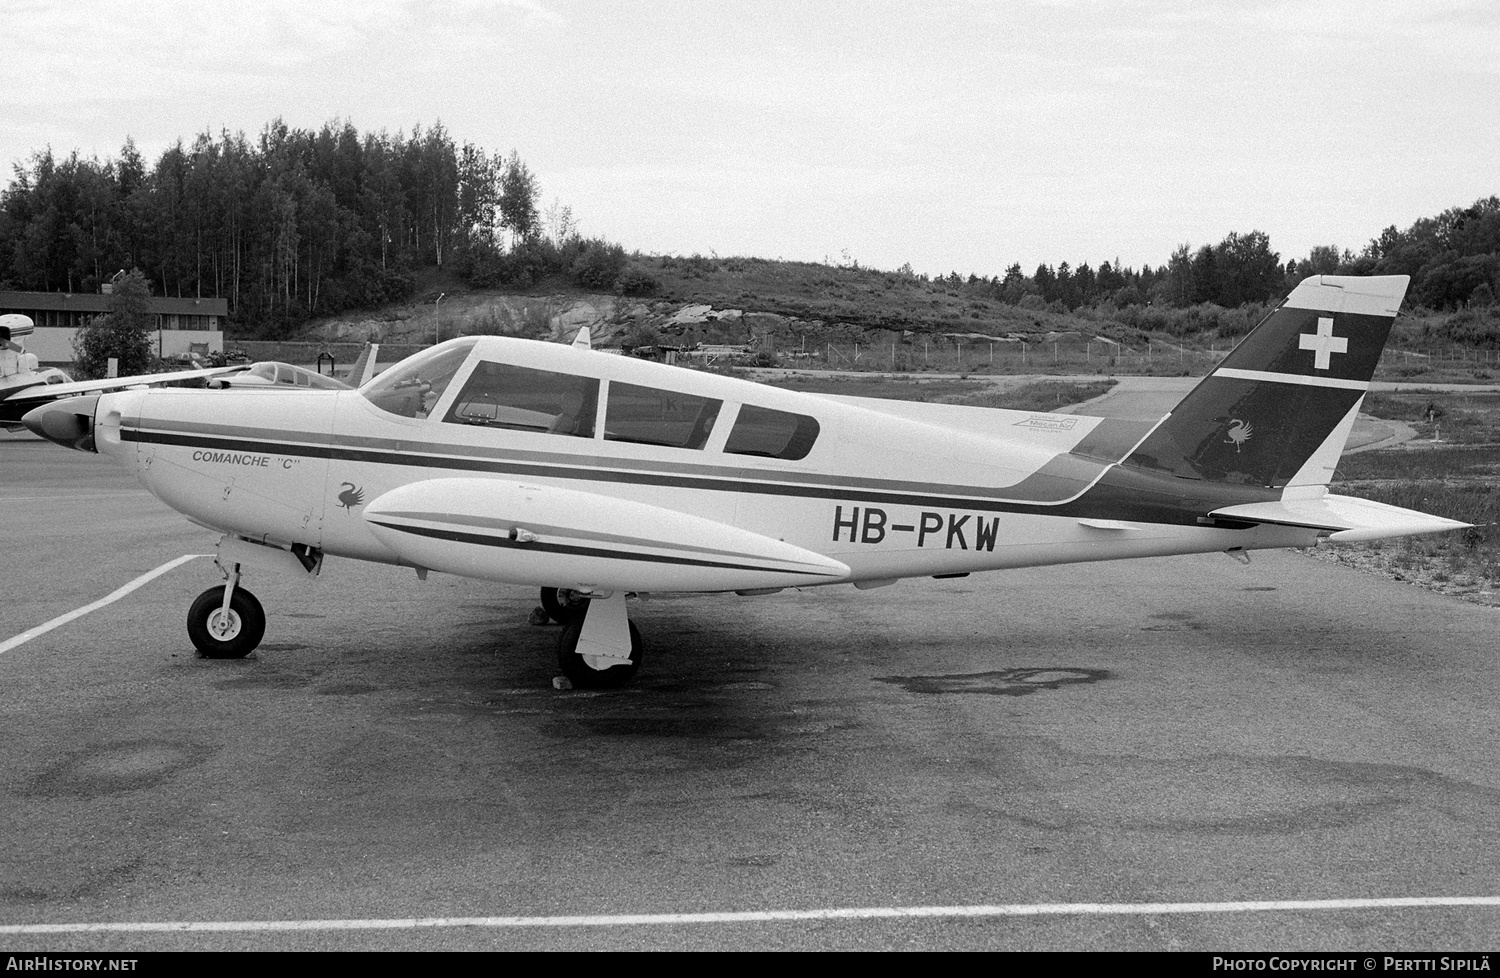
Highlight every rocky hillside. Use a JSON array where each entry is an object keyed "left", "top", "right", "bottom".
[{"left": 304, "top": 287, "right": 1106, "bottom": 358}]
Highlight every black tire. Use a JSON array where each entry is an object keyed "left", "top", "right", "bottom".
[
  {"left": 187, "top": 585, "right": 266, "bottom": 659},
  {"left": 556, "top": 619, "right": 642, "bottom": 689},
  {"left": 540, "top": 587, "right": 590, "bottom": 625}
]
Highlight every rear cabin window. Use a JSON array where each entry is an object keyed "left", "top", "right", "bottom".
[
  {"left": 604, "top": 382, "right": 721, "bottom": 449},
  {"left": 444, "top": 362, "right": 599, "bottom": 437},
  {"left": 724, "top": 405, "right": 820, "bottom": 460}
]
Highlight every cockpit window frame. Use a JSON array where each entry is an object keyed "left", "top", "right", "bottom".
[
  {"left": 440, "top": 360, "right": 601, "bottom": 438},
  {"left": 600, "top": 380, "right": 723, "bottom": 451},
  {"left": 360, "top": 339, "right": 479, "bottom": 421}
]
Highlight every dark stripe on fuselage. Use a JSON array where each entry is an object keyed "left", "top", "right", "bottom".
[
  {"left": 127, "top": 415, "right": 1090, "bottom": 503},
  {"left": 125, "top": 425, "right": 1279, "bottom": 526},
  {"left": 125, "top": 425, "right": 1106, "bottom": 512},
  {"left": 367, "top": 520, "right": 835, "bottom": 577}
]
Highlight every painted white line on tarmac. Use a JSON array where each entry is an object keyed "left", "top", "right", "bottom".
[
  {"left": 0, "top": 554, "right": 209, "bottom": 656},
  {"left": 4, "top": 896, "right": 1500, "bottom": 934}
]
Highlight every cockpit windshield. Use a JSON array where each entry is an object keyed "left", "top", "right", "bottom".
[{"left": 361, "top": 339, "right": 477, "bottom": 418}]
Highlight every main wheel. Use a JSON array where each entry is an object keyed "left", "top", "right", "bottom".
[
  {"left": 556, "top": 619, "right": 642, "bottom": 689},
  {"left": 187, "top": 585, "right": 266, "bottom": 659},
  {"left": 540, "top": 586, "right": 590, "bottom": 624}
]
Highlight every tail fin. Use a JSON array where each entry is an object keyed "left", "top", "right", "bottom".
[
  {"left": 1, "top": 313, "right": 35, "bottom": 343},
  {"left": 345, "top": 342, "right": 380, "bottom": 386},
  {"left": 1124, "top": 275, "right": 1409, "bottom": 489}
]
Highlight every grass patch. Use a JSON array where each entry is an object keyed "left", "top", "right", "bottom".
[
  {"left": 1363, "top": 390, "right": 1500, "bottom": 444},
  {"left": 1325, "top": 394, "right": 1500, "bottom": 603},
  {"left": 1336, "top": 446, "right": 1500, "bottom": 481}
]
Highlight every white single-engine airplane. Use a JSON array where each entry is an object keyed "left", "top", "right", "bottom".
[{"left": 23, "top": 275, "right": 1468, "bottom": 688}]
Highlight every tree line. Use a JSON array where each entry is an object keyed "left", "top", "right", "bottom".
[
  {"left": 1, "top": 116, "right": 1494, "bottom": 334},
  {"left": 0, "top": 119, "right": 640, "bottom": 336},
  {"left": 936, "top": 198, "right": 1500, "bottom": 315}
]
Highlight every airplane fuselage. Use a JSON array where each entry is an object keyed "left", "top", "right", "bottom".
[{"left": 89, "top": 335, "right": 1315, "bottom": 594}]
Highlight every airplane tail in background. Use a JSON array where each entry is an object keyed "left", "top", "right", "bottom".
[
  {"left": 1, "top": 313, "right": 35, "bottom": 344},
  {"left": 1123, "top": 275, "right": 1409, "bottom": 490},
  {"left": 345, "top": 342, "right": 380, "bottom": 386}
]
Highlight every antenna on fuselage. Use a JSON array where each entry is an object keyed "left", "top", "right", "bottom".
[{"left": 571, "top": 327, "right": 592, "bottom": 351}]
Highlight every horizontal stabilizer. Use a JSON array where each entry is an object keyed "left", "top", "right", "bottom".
[{"left": 1210, "top": 493, "right": 1470, "bottom": 543}]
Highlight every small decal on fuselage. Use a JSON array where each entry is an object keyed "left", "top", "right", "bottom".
[
  {"left": 192, "top": 449, "right": 270, "bottom": 467},
  {"left": 832, "top": 504, "right": 1001, "bottom": 551},
  {"left": 336, "top": 482, "right": 366, "bottom": 511},
  {"left": 1012, "top": 415, "right": 1079, "bottom": 431},
  {"left": 191, "top": 449, "right": 298, "bottom": 470}
]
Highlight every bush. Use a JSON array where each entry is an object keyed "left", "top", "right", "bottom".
[
  {"left": 71, "top": 270, "right": 154, "bottom": 378},
  {"left": 616, "top": 264, "right": 660, "bottom": 296},
  {"left": 571, "top": 239, "right": 629, "bottom": 289}
]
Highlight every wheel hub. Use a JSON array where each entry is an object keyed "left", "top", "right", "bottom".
[{"left": 207, "top": 609, "right": 242, "bottom": 641}]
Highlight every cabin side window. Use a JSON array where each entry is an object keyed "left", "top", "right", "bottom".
[
  {"left": 724, "top": 405, "right": 820, "bottom": 460},
  {"left": 603, "top": 382, "right": 721, "bottom": 449},
  {"left": 443, "top": 361, "right": 599, "bottom": 437}
]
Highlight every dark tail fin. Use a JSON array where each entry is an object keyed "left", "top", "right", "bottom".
[{"left": 1124, "top": 275, "right": 1409, "bottom": 488}]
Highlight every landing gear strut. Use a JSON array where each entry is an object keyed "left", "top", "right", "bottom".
[{"left": 555, "top": 591, "right": 642, "bottom": 689}]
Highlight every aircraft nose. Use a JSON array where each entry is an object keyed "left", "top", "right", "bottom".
[{"left": 22, "top": 395, "right": 100, "bottom": 452}]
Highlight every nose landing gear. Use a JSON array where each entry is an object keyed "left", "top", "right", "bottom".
[{"left": 187, "top": 581, "right": 265, "bottom": 659}]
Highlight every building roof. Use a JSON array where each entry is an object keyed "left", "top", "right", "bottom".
[{"left": 0, "top": 291, "right": 228, "bottom": 316}]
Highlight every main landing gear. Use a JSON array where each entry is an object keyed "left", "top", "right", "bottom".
[
  {"left": 545, "top": 589, "right": 642, "bottom": 689},
  {"left": 187, "top": 563, "right": 264, "bottom": 659},
  {"left": 539, "top": 586, "right": 590, "bottom": 624}
]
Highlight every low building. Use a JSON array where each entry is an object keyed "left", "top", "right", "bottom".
[{"left": 0, "top": 290, "right": 228, "bottom": 366}]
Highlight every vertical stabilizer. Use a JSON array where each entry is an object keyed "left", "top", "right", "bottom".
[
  {"left": 1124, "top": 275, "right": 1409, "bottom": 488},
  {"left": 346, "top": 342, "right": 380, "bottom": 386}
]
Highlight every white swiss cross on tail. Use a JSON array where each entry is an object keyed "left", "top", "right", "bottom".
[{"left": 1298, "top": 316, "right": 1348, "bottom": 370}]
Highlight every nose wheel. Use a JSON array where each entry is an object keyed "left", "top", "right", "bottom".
[{"left": 187, "top": 585, "right": 265, "bottom": 659}]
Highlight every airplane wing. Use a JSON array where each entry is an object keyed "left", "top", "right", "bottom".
[
  {"left": 1210, "top": 493, "right": 1471, "bottom": 542},
  {"left": 362, "top": 477, "right": 851, "bottom": 592},
  {"left": 4, "top": 365, "right": 247, "bottom": 403}
]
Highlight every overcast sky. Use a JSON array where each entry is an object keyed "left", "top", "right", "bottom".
[{"left": 2, "top": 0, "right": 1496, "bottom": 278}]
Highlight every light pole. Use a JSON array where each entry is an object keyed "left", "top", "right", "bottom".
[{"left": 434, "top": 293, "right": 445, "bottom": 346}]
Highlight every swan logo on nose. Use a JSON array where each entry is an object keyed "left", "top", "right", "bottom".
[{"left": 336, "top": 482, "right": 365, "bottom": 511}]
